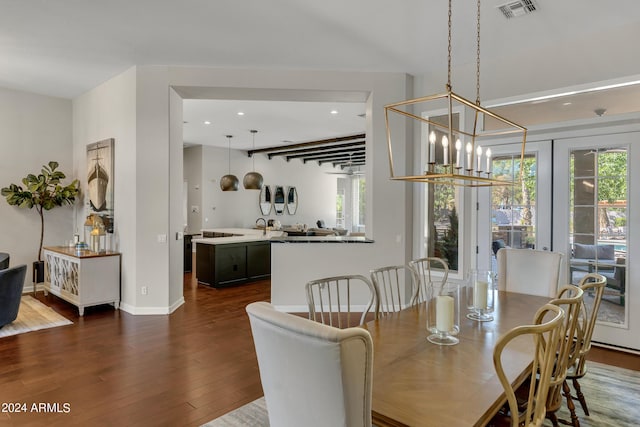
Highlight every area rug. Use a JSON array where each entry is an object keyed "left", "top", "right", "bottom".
[
  {"left": 201, "top": 362, "right": 640, "bottom": 427},
  {"left": 201, "top": 397, "right": 268, "bottom": 427},
  {"left": 0, "top": 295, "right": 73, "bottom": 338}
]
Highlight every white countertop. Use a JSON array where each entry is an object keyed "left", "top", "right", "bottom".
[{"left": 193, "top": 228, "right": 283, "bottom": 246}]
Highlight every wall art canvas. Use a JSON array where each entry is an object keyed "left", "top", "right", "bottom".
[{"left": 86, "top": 138, "right": 114, "bottom": 232}]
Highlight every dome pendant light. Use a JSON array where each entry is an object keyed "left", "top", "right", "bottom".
[
  {"left": 243, "top": 129, "right": 264, "bottom": 190},
  {"left": 220, "top": 135, "right": 239, "bottom": 191}
]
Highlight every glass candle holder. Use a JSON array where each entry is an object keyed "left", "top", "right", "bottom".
[
  {"left": 466, "top": 270, "right": 495, "bottom": 322},
  {"left": 427, "top": 282, "right": 460, "bottom": 346}
]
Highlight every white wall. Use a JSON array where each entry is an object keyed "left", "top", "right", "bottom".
[
  {"left": 72, "top": 67, "right": 138, "bottom": 310},
  {"left": 0, "top": 87, "right": 73, "bottom": 283},
  {"left": 194, "top": 145, "right": 341, "bottom": 230},
  {"left": 183, "top": 145, "right": 203, "bottom": 233},
  {"left": 71, "top": 65, "right": 413, "bottom": 314}
]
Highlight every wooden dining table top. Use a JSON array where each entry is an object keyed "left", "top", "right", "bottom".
[{"left": 361, "top": 290, "right": 551, "bottom": 427}]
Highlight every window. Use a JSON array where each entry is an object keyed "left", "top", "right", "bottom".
[
  {"left": 569, "top": 147, "right": 627, "bottom": 324},
  {"left": 426, "top": 183, "right": 458, "bottom": 270},
  {"left": 490, "top": 154, "right": 537, "bottom": 250},
  {"left": 336, "top": 176, "right": 366, "bottom": 233},
  {"left": 421, "top": 114, "right": 462, "bottom": 273}
]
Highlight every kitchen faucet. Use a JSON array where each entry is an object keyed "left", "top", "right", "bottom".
[{"left": 256, "top": 218, "right": 267, "bottom": 235}]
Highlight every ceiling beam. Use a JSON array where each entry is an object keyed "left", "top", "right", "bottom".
[
  {"left": 247, "top": 133, "right": 365, "bottom": 157},
  {"left": 286, "top": 146, "right": 365, "bottom": 161},
  {"left": 310, "top": 153, "right": 365, "bottom": 164},
  {"left": 267, "top": 140, "right": 365, "bottom": 159}
]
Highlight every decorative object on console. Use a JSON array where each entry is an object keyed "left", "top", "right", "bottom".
[
  {"left": 220, "top": 135, "right": 239, "bottom": 191},
  {"left": 243, "top": 130, "right": 264, "bottom": 190},
  {"left": 286, "top": 186, "right": 298, "bottom": 214},
  {"left": 259, "top": 185, "right": 272, "bottom": 215},
  {"left": 1, "top": 161, "right": 80, "bottom": 285},
  {"left": 273, "top": 186, "right": 285, "bottom": 215},
  {"left": 383, "top": 0, "right": 526, "bottom": 187}
]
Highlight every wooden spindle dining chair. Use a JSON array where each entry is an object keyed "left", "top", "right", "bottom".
[
  {"left": 543, "top": 285, "right": 584, "bottom": 426},
  {"left": 305, "top": 274, "right": 379, "bottom": 328},
  {"left": 561, "top": 273, "right": 607, "bottom": 427},
  {"left": 492, "top": 303, "right": 566, "bottom": 427},
  {"left": 370, "top": 264, "right": 418, "bottom": 315},
  {"left": 408, "top": 257, "right": 449, "bottom": 305}
]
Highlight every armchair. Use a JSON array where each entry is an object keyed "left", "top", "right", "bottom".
[
  {"left": 0, "top": 264, "right": 27, "bottom": 328},
  {"left": 569, "top": 243, "right": 625, "bottom": 304},
  {"left": 246, "top": 301, "right": 373, "bottom": 427}
]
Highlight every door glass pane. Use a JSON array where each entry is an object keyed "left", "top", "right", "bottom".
[
  {"left": 491, "top": 154, "right": 537, "bottom": 252},
  {"left": 569, "top": 147, "right": 627, "bottom": 325},
  {"left": 427, "top": 183, "right": 458, "bottom": 270},
  {"left": 422, "top": 115, "right": 461, "bottom": 273}
]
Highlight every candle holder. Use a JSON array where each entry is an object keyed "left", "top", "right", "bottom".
[
  {"left": 427, "top": 282, "right": 460, "bottom": 345},
  {"left": 466, "top": 270, "right": 495, "bottom": 322}
]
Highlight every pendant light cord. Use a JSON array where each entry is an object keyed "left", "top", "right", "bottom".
[
  {"left": 476, "top": 0, "right": 481, "bottom": 106},
  {"left": 226, "top": 135, "right": 232, "bottom": 174},
  {"left": 251, "top": 130, "right": 257, "bottom": 171}
]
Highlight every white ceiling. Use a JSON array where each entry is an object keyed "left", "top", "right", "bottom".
[
  {"left": 183, "top": 99, "right": 366, "bottom": 149},
  {"left": 3, "top": 1, "right": 640, "bottom": 147}
]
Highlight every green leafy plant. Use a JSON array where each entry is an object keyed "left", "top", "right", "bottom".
[{"left": 1, "top": 161, "right": 80, "bottom": 261}]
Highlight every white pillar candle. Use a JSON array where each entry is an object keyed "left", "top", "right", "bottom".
[
  {"left": 485, "top": 148, "right": 492, "bottom": 173},
  {"left": 442, "top": 135, "right": 449, "bottom": 165},
  {"left": 436, "top": 295, "right": 454, "bottom": 332},
  {"left": 455, "top": 139, "right": 462, "bottom": 168},
  {"left": 474, "top": 281, "right": 489, "bottom": 309},
  {"left": 476, "top": 145, "right": 483, "bottom": 171},
  {"left": 429, "top": 131, "right": 436, "bottom": 163},
  {"left": 466, "top": 142, "right": 473, "bottom": 170}
]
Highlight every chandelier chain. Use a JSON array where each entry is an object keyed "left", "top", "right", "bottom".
[
  {"left": 447, "top": 0, "right": 452, "bottom": 89},
  {"left": 476, "top": 0, "right": 481, "bottom": 105}
]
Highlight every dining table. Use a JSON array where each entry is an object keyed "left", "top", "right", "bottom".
[{"left": 362, "top": 290, "right": 551, "bottom": 427}]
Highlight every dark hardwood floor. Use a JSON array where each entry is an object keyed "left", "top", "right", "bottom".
[
  {"left": 1, "top": 271, "right": 639, "bottom": 426},
  {"left": 0, "top": 273, "right": 268, "bottom": 427}
]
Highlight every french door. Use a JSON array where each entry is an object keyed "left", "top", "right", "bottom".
[
  {"left": 476, "top": 140, "right": 552, "bottom": 271},
  {"left": 554, "top": 132, "right": 638, "bottom": 350}
]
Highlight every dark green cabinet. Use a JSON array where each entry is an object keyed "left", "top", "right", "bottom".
[
  {"left": 247, "top": 241, "right": 271, "bottom": 280},
  {"left": 196, "top": 241, "right": 271, "bottom": 288}
]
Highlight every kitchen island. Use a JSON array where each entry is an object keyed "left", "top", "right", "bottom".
[{"left": 193, "top": 228, "right": 273, "bottom": 288}]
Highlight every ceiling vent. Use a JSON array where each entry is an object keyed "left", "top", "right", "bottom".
[{"left": 497, "top": 0, "right": 537, "bottom": 19}]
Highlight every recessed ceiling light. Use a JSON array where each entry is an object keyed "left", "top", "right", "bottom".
[
  {"left": 204, "top": 121, "right": 211, "bottom": 125},
  {"left": 562, "top": 102, "right": 572, "bottom": 106},
  {"left": 237, "top": 112, "right": 245, "bottom": 116},
  {"left": 330, "top": 110, "right": 339, "bottom": 115}
]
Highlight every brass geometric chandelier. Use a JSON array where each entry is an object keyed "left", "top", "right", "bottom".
[{"left": 384, "top": 0, "right": 527, "bottom": 187}]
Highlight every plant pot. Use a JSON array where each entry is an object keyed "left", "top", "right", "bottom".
[{"left": 33, "top": 260, "right": 44, "bottom": 283}]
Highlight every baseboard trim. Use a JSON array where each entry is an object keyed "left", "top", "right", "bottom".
[
  {"left": 119, "top": 297, "right": 185, "bottom": 315},
  {"left": 593, "top": 341, "right": 640, "bottom": 355}
]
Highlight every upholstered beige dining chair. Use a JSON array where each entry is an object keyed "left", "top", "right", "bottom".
[
  {"left": 492, "top": 303, "right": 566, "bottom": 427},
  {"left": 497, "top": 248, "right": 563, "bottom": 297},
  {"left": 246, "top": 302, "right": 374, "bottom": 427},
  {"left": 408, "top": 257, "right": 449, "bottom": 305},
  {"left": 306, "top": 274, "right": 379, "bottom": 328},
  {"left": 562, "top": 273, "right": 607, "bottom": 427},
  {"left": 370, "top": 265, "right": 418, "bottom": 315}
]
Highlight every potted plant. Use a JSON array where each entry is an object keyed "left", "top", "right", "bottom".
[{"left": 1, "top": 161, "right": 80, "bottom": 283}]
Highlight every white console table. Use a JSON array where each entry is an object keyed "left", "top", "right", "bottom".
[{"left": 43, "top": 246, "right": 121, "bottom": 316}]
